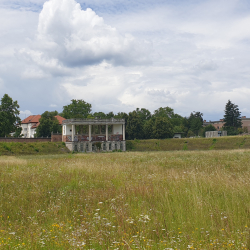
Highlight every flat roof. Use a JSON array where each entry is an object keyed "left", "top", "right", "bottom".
[{"left": 62, "top": 118, "right": 125, "bottom": 125}]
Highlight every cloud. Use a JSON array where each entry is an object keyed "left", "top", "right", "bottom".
[
  {"left": 18, "top": 0, "right": 151, "bottom": 76},
  {"left": 0, "top": 78, "right": 4, "bottom": 90},
  {"left": 1, "top": 0, "right": 250, "bottom": 121},
  {"left": 20, "top": 110, "right": 33, "bottom": 120}
]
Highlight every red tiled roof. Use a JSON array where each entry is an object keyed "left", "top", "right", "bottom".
[
  {"left": 31, "top": 122, "right": 40, "bottom": 129},
  {"left": 21, "top": 115, "right": 41, "bottom": 124},
  {"left": 55, "top": 115, "right": 66, "bottom": 125},
  {"left": 22, "top": 115, "right": 66, "bottom": 126}
]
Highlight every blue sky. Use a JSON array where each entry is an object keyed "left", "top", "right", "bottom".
[{"left": 0, "top": 0, "right": 250, "bottom": 121}]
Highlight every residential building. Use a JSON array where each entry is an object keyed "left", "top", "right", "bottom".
[{"left": 21, "top": 115, "right": 65, "bottom": 138}]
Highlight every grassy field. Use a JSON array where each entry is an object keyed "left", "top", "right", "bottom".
[
  {"left": 0, "top": 142, "right": 69, "bottom": 156},
  {"left": 126, "top": 136, "right": 250, "bottom": 152},
  {"left": 1, "top": 150, "right": 250, "bottom": 249}
]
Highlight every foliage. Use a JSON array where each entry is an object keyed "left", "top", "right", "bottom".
[
  {"left": 0, "top": 94, "right": 21, "bottom": 137},
  {"left": 135, "top": 108, "right": 151, "bottom": 121},
  {"left": 243, "top": 126, "right": 249, "bottom": 133},
  {"left": 153, "top": 106, "right": 175, "bottom": 118},
  {"left": 202, "top": 124, "right": 217, "bottom": 137},
  {"left": 188, "top": 111, "right": 203, "bottom": 135},
  {"left": 92, "top": 112, "right": 106, "bottom": 119},
  {"left": 152, "top": 117, "right": 174, "bottom": 139},
  {"left": 126, "top": 111, "right": 144, "bottom": 139},
  {"left": 36, "top": 111, "right": 62, "bottom": 137},
  {"left": 223, "top": 100, "right": 242, "bottom": 134},
  {"left": 105, "top": 111, "right": 115, "bottom": 119},
  {"left": 61, "top": 99, "right": 92, "bottom": 119},
  {"left": 143, "top": 118, "right": 155, "bottom": 139},
  {"left": 173, "top": 125, "right": 184, "bottom": 133}
]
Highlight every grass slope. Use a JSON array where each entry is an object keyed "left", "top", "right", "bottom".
[
  {"left": 0, "top": 150, "right": 250, "bottom": 249},
  {"left": 127, "top": 136, "right": 250, "bottom": 151},
  {"left": 0, "top": 142, "right": 70, "bottom": 156}
]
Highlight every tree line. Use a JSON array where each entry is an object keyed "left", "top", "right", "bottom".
[{"left": 0, "top": 94, "right": 244, "bottom": 139}]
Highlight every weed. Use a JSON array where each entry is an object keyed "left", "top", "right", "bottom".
[{"left": 3, "top": 143, "right": 11, "bottom": 151}]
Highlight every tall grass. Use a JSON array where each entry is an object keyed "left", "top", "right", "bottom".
[{"left": 0, "top": 150, "right": 250, "bottom": 249}]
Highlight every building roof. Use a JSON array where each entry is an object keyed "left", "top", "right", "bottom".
[
  {"left": 55, "top": 115, "right": 66, "bottom": 125},
  {"left": 62, "top": 118, "right": 125, "bottom": 126},
  {"left": 21, "top": 115, "right": 41, "bottom": 124},
  {"left": 22, "top": 115, "right": 66, "bottom": 128}
]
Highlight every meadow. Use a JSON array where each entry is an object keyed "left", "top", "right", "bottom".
[{"left": 0, "top": 150, "right": 250, "bottom": 249}]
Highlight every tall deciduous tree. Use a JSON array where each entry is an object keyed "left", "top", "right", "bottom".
[
  {"left": 61, "top": 99, "right": 91, "bottom": 119},
  {"left": 0, "top": 94, "right": 21, "bottom": 137},
  {"left": 223, "top": 100, "right": 242, "bottom": 129},
  {"left": 188, "top": 111, "right": 203, "bottom": 135},
  {"left": 153, "top": 107, "right": 175, "bottom": 118},
  {"left": 36, "top": 111, "right": 61, "bottom": 137},
  {"left": 126, "top": 111, "right": 144, "bottom": 140},
  {"left": 152, "top": 117, "right": 174, "bottom": 139}
]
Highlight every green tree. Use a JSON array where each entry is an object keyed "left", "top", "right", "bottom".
[
  {"left": 143, "top": 119, "right": 154, "bottom": 139},
  {"left": 223, "top": 100, "right": 242, "bottom": 134},
  {"left": 0, "top": 94, "right": 21, "bottom": 137},
  {"left": 93, "top": 112, "right": 106, "bottom": 119},
  {"left": 36, "top": 111, "right": 62, "bottom": 137},
  {"left": 152, "top": 117, "right": 174, "bottom": 139},
  {"left": 188, "top": 111, "right": 203, "bottom": 136},
  {"left": 61, "top": 99, "right": 91, "bottom": 119},
  {"left": 153, "top": 107, "right": 175, "bottom": 118},
  {"left": 135, "top": 108, "right": 151, "bottom": 121},
  {"left": 126, "top": 111, "right": 144, "bottom": 140},
  {"left": 106, "top": 112, "right": 115, "bottom": 119}
]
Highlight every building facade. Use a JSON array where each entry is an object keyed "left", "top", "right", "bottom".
[
  {"left": 203, "top": 116, "right": 250, "bottom": 132},
  {"left": 62, "top": 118, "right": 126, "bottom": 152}
]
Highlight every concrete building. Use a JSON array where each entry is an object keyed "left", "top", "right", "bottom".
[
  {"left": 205, "top": 131, "right": 227, "bottom": 138},
  {"left": 62, "top": 118, "right": 126, "bottom": 152},
  {"left": 21, "top": 115, "right": 65, "bottom": 138}
]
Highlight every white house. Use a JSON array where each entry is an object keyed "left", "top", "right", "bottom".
[{"left": 21, "top": 115, "right": 65, "bottom": 138}]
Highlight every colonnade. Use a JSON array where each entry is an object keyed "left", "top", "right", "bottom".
[{"left": 71, "top": 124, "right": 125, "bottom": 142}]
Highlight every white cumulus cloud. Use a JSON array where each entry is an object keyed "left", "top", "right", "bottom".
[{"left": 19, "top": 0, "right": 150, "bottom": 76}]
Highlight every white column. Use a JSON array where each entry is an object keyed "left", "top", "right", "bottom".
[
  {"left": 72, "top": 125, "right": 75, "bottom": 142},
  {"left": 89, "top": 125, "right": 91, "bottom": 142},
  {"left": 106, "top": 124, "right": 108, "bottom": 141},
  {"left": 123, "top": 124, "right": 125, "bottom": 141}
]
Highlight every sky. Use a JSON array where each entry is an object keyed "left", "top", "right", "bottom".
[{"left": 0, "top": 0, "right": 250, "bottom": 121}]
